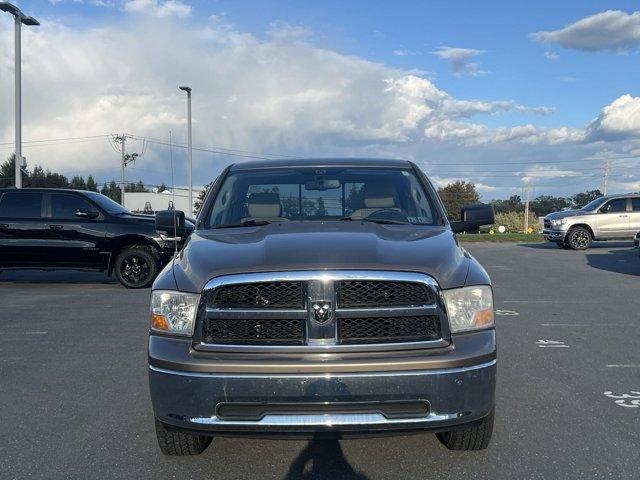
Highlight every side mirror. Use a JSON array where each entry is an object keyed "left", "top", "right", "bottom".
[
  {"left": 450, "top": 203, "right": 495, "bottom": 234},
  {"left": 156, "top": 210, "right": 189, "bottom": 238},
  {"left": 76, "top": 209, "right": 99, "bottom": 219}
]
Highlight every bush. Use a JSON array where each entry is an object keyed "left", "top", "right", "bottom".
[{"left": 492, "top": 211, "right": 540, "bottom": 233}]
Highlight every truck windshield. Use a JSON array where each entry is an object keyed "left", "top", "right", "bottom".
[
  {"left": 205, "top": 167, "right": 438, "bottom": 228},
  {"left": 85, "top": 191, "right": 131, "bottom": 215},
  {"left": 580, "top": 197, "right": 606, "bottom": 211}
]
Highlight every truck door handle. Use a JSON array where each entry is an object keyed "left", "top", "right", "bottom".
[
  {"left": 0, "top": 223, "right": 8, "bottom": 228},
  {"left": 49, "top": 224, "right": 64, "bottom": 230},
  {"left": 619, "top": 215, "right": 628, "bottom": 218}
]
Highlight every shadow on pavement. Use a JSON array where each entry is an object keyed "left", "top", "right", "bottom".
[
  {"left": 518, "top": 241, "right": 633, "bottom": 250},
  {"left": 585, "top": 249, "right": 640, "bottom": 276},
  {"left": 0, "top": 269, "right": 117, "bottom": 285},
  {"left": 284, "top": 436, "right": 370, "bottom": 480}
]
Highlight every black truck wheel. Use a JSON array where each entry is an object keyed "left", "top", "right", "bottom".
[
  {"left": 436, "top": 409, "right": 494, "bottom": 451},
  {"left": 114, "top": 247, "right": 158, "bottom": 289},
  {"left": 566, "top": 226, "right": 592, "bottom": 250},
  {"left": 155, "top": 419, "right": 212, "bottom": 456}
]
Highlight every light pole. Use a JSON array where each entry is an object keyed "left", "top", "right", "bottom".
[
  {"left": 0, "top": 2, "right": 39, "bottom": 189},
  {"left": 179, "top": 86, "right": 193, "bottom": 215}
]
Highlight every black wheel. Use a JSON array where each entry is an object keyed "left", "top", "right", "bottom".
[
  {"left": 566, "top": 227, "right": 592, "bottom": 250},
  {"left": 155, "top": 418, "right": 212, "bottom": 456},
  {"left": 114, "top": 247, "right": 158, "bottom": 289},
  {"left": 436, "top": 409, "right": 494, "bottom": 451}
]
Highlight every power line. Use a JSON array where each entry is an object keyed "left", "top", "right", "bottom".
[{"left": 0, "top": 134, "right": 111, "bottom": 146}]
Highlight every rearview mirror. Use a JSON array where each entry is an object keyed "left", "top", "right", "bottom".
[
  {"left": 450, "top": 203, "right": 495, "bottom": 234},
  {"left": 156, "top": 210, "right": 189, "bottom": 238},
  {"left": 75, "top": 209, "right": 99, "bottom": 219},
  {"left": 304, "top": 178, "right": 341, "bottom": 191}
]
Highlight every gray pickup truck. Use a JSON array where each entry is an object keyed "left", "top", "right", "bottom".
[
  {"left": 148, "top": 158, "right": 497, "bottom": 455},
  {"left": 543, "top": 194, "right": 640, "bottom": 250}
]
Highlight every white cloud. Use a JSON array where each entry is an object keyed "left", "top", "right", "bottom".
[
  {"left": 431, "top": 46, "right": 487, "bottom": 77},
  {"left": 393, "top": 49, "right": 420, "bottom": 56},
  {"left": 586, "top": 94, "right": 640, "bottom": 141},
  {"left": 0, "top": 13, "right": 636, "bottom": 197},
  {"left": 423, "top": 120, "right": 583, "bottom": 146},
  {"left": 123, "top": 0, "right": 191, "bottom": 18},
  {"left": 544, "top": 51, "right": 559, "bottom": 61},
  {"left": 531, "top": 10, "right": 640, "bottom": 52},
  {"left": 266, "top": 21, "right": 311, "bottom": 41}
]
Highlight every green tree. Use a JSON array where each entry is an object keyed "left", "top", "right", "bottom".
[
  {"left": 86, "top": 175, "right": 97, "bottom": 192},
  {"left": 437, "top": 181, "right": 480, "bottom": 221},
  {"left": 0, "top": 154, "right": 28, "bottom": 188},
  {"left": 194, "top": 182, "right": 212, "bottom": 215},
  {"left": 570, "top": 189, "right": 602, "bottom": 209},
  {"left": 69, "top": 175, "right": 87, "bottom": 190},
  {"left": 101, "top": 180, "right": 121, "bottom": 203},
  {"left": 529, "top": 195, "right": 570, "bottom": 216},
  {"left": 491, "top": 195, "right": 523, "bottom": 214},
  {"left": 315, "top": 197, "right": 327, "bottom": 216}
]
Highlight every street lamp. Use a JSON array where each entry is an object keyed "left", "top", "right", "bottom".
[
  {"left": 179, "top": 86, "right": 193, "bottom": 215},
  {"left": 0, "top": 2, "right": 39, "bottom": 189}
]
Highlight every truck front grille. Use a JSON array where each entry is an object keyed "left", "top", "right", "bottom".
[
  {"left": 202, "top": 317, "right": 305, "bottom": 345},
  {"left": 339, "top": 315, "right": 441, "bottom": 344},
  {"left": 197, "top": 271, "right": 445, "bottom": 351},
  {"left": 337, "top": 280, "right": 434, "bottom": 308},
  {"left": 210, "top": 281, "right": 304, "bottom": 309}
]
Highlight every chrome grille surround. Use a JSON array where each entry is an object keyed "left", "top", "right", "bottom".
[{"left": 195, "top": 270, "right": 448, "bottom": 353}]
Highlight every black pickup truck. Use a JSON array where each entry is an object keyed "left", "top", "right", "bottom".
[
  {"left": 148, "top": 158, "right": 497, "bottom": 455},
  {"left": 0, "top": 188, "right": 190, "bottom": 288}
]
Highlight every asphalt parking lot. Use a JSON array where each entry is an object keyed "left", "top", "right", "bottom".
[{"left": 1, "top": 242, "right": 639, "bottom": 480}]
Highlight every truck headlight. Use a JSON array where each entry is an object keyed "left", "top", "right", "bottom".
[
  {"left": 550, "top": 218, "right": 566, "bottom": 227},
  {"left": 150, "top": 290, "right": 200, "bottom": 336},
  {"left": 442, "top": 285, "right": 494, "bottom": 333}
]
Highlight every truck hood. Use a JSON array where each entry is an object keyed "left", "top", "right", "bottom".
[
  {"left": 171, "top": 221, "right": 472, "bottom": 292},
  {"left": 545, "top": 209, "right": 591, "bottom": 220}
]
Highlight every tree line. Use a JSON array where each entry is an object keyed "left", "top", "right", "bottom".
[
  {"left": 0, "top": 154, "right": 151, "bottom": 203},
  {"left": 437, "top": 180, "right": 606, "bottom": 220},
  {"left": 0, "top": 154, "right": 619, "bottom": 216}
]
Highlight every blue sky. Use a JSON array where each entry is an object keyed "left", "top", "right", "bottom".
[{"left": 1, "top": 1, "right": 640, "bottom": 198}]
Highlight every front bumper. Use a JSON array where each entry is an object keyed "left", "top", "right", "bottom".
[
  {"left": 149, "top": 330, "right": 496, "bottom": 435},
  {"left": 543, "top": 229, "right": 567, "bottom": 242}
]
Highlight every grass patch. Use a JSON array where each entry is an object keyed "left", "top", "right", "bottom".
[{"left": 457, "top": 233, "right": 545, "bottom": 243}]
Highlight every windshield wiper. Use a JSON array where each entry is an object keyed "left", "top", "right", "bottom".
[
  {"left": 213, "top": 219, "right": 272, "bottom": 229},
  {"left": 340, "top": 216, "right": 410, "bottom": 225}
]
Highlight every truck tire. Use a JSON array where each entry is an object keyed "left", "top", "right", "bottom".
[
  {"left": 436, "top": 409, "right": 494, "bottom": 451},
  {"left": 155, "top": 419, "right": 212, "bottom": 456},
  {"left": 114, "top": 246, "right": 159, "bottom": 289},
  {"left": 566, "top": 226, "right": 592, "bottom": 250}
]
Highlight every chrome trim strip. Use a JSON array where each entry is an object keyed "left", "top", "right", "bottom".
[
  {"left": 203, "top": 270, "right": 439, "bottom": 291},
  {"left": 334, "top": 305, "right": 437, "bottom": 318},
  {"left": 195, "top": 338, "right": 448, "bottom": 353},
  {"left": 187, "top": 411, "right": 459, "bottom": 427},
  {"left": 205, "top": 308, "right": 307, "bottom": 319},
  {"left": 149, "top": 359, "right": 496, "bottom": 379}
]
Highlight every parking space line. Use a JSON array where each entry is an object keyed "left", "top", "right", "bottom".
[
  {"left": 606, "top": 365, "right": 640, "bottom": 368},
  {"left": 540, "top": 323, "right": 637, "bottom": 327},
  {"left": 504, "top": 300, "right": 600, "bottom": 304}
]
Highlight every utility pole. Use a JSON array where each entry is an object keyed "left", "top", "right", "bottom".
[
  {"left": 602, "top": 159, "right": 611, "bottom": 195},
  {"left": 111, "top": 134, "right": 140, "bottom": 206},
  {"left": 179, "top": 86, "right": 193, "bottom": 215},
  {"left": 0, "top": 3, "right": 40, "bottom": 188},
  {"left": 523, "top": 183, "right": 533, "bottom": 234}
]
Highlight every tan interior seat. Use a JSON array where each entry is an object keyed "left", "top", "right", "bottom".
[
  {"left": 350, "top": 183, "right": 400, "bottom": 219},
  {"left": 242, "top": 192, "right": 288, "bottom": 223}
]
